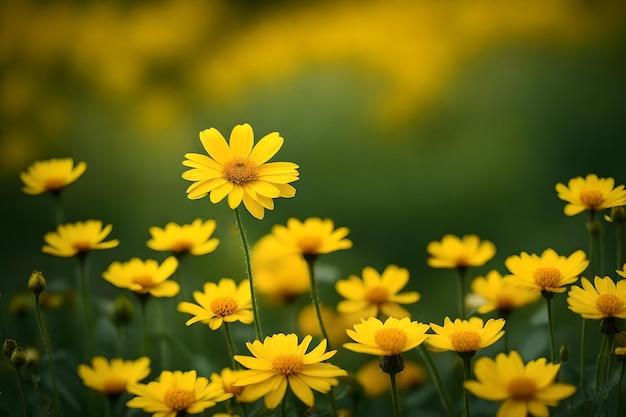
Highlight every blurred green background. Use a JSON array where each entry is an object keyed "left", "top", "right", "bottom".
[{"left": 1, "top": 0, "right": 626, "bottom": 415}]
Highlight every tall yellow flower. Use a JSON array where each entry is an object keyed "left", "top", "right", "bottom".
[
  {"left": 428, "top": 317, "right": 505, "bottom": 353},
  {"left": 233, "top": 333, "right": 347, "bottom": 409},
  {"left": 182, "top": 123, "right": 299, "bottom": 220},
  {"left": 336, "top": 265, "right": 420, "bottom": 319},
  {"left": 147, "top": 219, "right": 219, "bottom": 256},
  {"left": 504, "top": 248, "right": 588, "bottom": 294},
  {"left": 77, "top": 356, "right": 150, "bottom": 395},
  {"left": 42, "top": 220, "right": 119, "bottom": 257},
  {"left": 344, "top": 316, "right": 430, "bottom": 357},
  {"left": 555, "top": 174, "right": 626, "bottom": 216},
  {"left": 463, "top": 351, "right": 576, "bottom": 417},
  {"left": 426, "top": 234, "right": 496, "bottom": 269},
  {"left": 126, "top": 370, "right": 232, "bottom": 416},
  {"left": 177, "top": 278, "right": 253, "bottom": 330},
  {"left": 470, "top": 270, "right": 541, "bottom": 315},
  {"left": 102, "top": 256, "right": 180, "bottom": 297},
  {"left": 567, "top": 276, "right": 626, "bottom": 320},
  {"left": 20, "top": 158, "right": 87, "bottom": 195},
  {"left": 269, "top": 217, "right": 353, "bottom": 257}
]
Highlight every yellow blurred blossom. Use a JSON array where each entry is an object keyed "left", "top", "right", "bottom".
[
  {"left": 102, "top": 256, "right": 179, "bottom": 297},
  {"left": 470, "top": 270, "right": 541, "bottom": 315},
  {"left": 269, "top": 217, "right": 352, "bottom": 258},
  {"left": 77, "top": 356, "right": 150, "bottom": 395},
  {"left": 556, "top": 174, "right": 626, "bottom": 216},
  {"left": 42, "top": 220, "right": 119, "bottom": 257},
  {"left": 20, "top": 158, "right": 86, "bottom": 195},
  {"left": 427, "top": 234, "right": 495, "bottom": 270},
  {"left": 147, "top": 219, "right": 219, "bottom": 256}
]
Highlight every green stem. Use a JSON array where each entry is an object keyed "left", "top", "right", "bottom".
[
  {"left": 580, "top": 318, "right": 588, "bottom": 400},
  {"left": 223, "top": 322, "right": 238, "bottom": 370},
  {"left": 34, "top": 294, "right": 60, "bottom": 415},
  {"left": 587, "top": 211, "right": 602, "bottom": 276},
  {"left": 139, "top": 295, "right": 150, "bottom": 357},
  {"left": 155, "top": 299, "right": 169, "bottom": 370},
  {"left": 52, "top": 191, "right": 64, "bottom": 226},
  {"left": 616, "top": 360, "right": 625, "bottom": 417},
  {"left": 595, "top": 334, "right": 608, "bottom": 392},
  {"left": 389, "top": 372, "right": 402, "bottom": 417},
  {"left": 234, "top": 207, "right": 263, "bottom": 340},
  {"left": 419, "top": 346, "right": 457, "bottom": 417},
  {"left": 77, "top": 254, "right": 95, "bottom": 358},
  {"left": 543, "top": 292, "right": 556, "bottom": 363},
  {"left": 460, "top": 353, "right": 473, "bottom": 417},
  {"left": 13, "top": 366, "right": 27, "bottom": 417},
  {"left": 457, "top": 267, "right": 467, "bottom": 320},
  {"left": 304, "top": 255, "right": 331, "bottom": 348},
  {"left": 617, "top": 224, "right": 623, "bottom": 270}
]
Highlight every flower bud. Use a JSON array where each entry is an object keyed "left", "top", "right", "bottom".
[
  {"left": 559, "top": 344, "right": 569, "bottom": 363},
  {"left": 615, "top": 331, "right": 626, "bottom": 347},
  {"left": 3, "top": 338, "right": 17, "bottom": 359},
  {"left": 608, "top": 206, "right": 626, "bottom": 224},
  {"left": 379, "top": 354, "right": 405, "bottom": 375},
  {"left": 28, "top": 270, "right": 46, "bottom": 295},
  {"left": 10, "top": 346, "right": 27, "bottom": 368},
  {"left": 586, "top": 220, "right": 602, "bottom": 237},
  {"left": 112, "top": 294, "right": 134, "bottom": 327}
]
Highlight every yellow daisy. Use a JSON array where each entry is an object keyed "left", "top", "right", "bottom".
[
  {"left": 102, "top": 256, "right": 180, "bottom": 297},
  {"left": 463, "top": 351, "right": 576, "bottom": 417},
  {"left": 269, "top": 217, "right": 353, "bottom": 257},
  {"left": 567, "top": 276, "right": 626, "bottom": 320},
  {"left": 126, "top": 369, "right": 232, "bottom": 417},
  {"left": 233, "top": 333, "right": 347, "bottom": 409},
  {"left": 470, "top": 270, "right": 541, "bottom": 315},
  {"left": 426, "top": 234, "right": 496, "bottom": 269},
  {"left": 210, "top": 367, "right": 256, "bottom": 403},
  {"left": 504, "top": 248, "right": 588, "bottom": 294},
  {"left": 177, "top": 278, "right": 253, "bottom": 330},
  {"left": 356, "top": 359, "right": 426, "bottom": 397},
  {"left": 147, "top": 219, "right": 219, "bottom": 256},
  {"left": 77, "top": 356, "right": 150, "bottom": 395},
  {"left": 251, "top": 234, "right": 310, "bottom": 303},
  {"left": 427, "top": 316, "right": 505, "bottom": 353},
  {"left": 344, "top": 316, "right": 430, "bottom": 357},
  {"left": 182, "top": 123, "right": 299, "bottom": 220},
  {"left": 20, "top": 157, "right": 87, "bottom": 195},
  {"left": 335, "top": 265, "right": 420, "bottom": 319},
  {"left": 617, "top": 263, "right": 626, "bottom": 279},
  {"left": 555, "top": 174, "right": 626, "bottom": 216},
  {"left": 42, "top": 220, "right": 119, "bottom": 257}
]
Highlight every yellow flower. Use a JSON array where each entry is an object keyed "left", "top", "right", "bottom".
[
  {"left": 251, "top": 234, "right": 310, "bottom": 303},
  {"left": 617, "top": 264, "right": 626, "bottom": 279},
  {"left": 182, "top": 123, "right": 299, "bottom": 220},
  {"left": 426, "top": 234, "right": 495, "bottom": 269},
  {"left": 233, "top": 333, "right": 347, "bottom": 409},
  {"left": 428, "top": 317, "right": 505, "bottom": 353},
  {"left": 463, "top": 351, "right": 576, "bottom": 417},
  {"left": 555, "top": 174, "right": 626, "bottom": 216},
  {"left": 356, "top": 359, "right": 426, "bottom": 397},
  {"left": 20, "top": 157, "right": 87, "bottom": 195},
  {"left": 344, "top": 316, "right": 430, "bottom": 357},
  {"left": 177, "top": 278, "right": 253, "bottom": 330},
  {"left": 567, "top": 276, "right": 626, "bottom": 320},
  {"left": 269, "top": 217, "right": 352, "bottom": 257},
  {"left": 126, "top": 370, "right": 232, "bottom": 416},
  {"left": 42, "top": 220, "right": 119, "bottom": 257},
  {"left": 336, "top": 265, "right": 420, "bottom": 319},
  {"left": 102, "top": 256, "right": 180, "bottom": 297},
  {"left": 470, "top": 270, "right": 541, "bottom": 314},
  {"left": 210, "top": 368, "right": 256, "bottom": 403},
  {"left": 147, "top": 219, "right": 219, "bottom": 256},
  {"left": 77, "top": 356, "right": 150, "bottom": 395},
  {"left": 504, "top": 248, "right": 588, "bottom": 294}
]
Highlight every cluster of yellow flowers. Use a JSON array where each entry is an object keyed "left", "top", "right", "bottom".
[{"left": 9, "top": 123, "right": 626, "bottom": 417}]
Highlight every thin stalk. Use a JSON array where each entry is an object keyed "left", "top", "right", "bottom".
[
  {"left": 419, "top": 346, "right": 457, "bottom": 417},
  {"left": 460, "top": 353, "right": 473, "bottom": 417},
  {"left": 543, "top": 292, "right": 556, "bottom": 363},
  {"left": 580, "top": 318, "right": 588, "bottom": 400},
  {"left": 52, "top": 192, "right": 64, "bottom": 226},
  {"left": 457, "top": 267, "right": 467, "bottom": 320},
  {"left": 138, "top": 295, "right": 150, "bottom": 357},
  {"left": 389, "top": 372, "right": 402, "bottom": 417},
  {"left": 617, "top": 224, "right": 623, "bottom": 270},
  {"left": 223, "top": 322, "right": 238, "bottom": 370},
  {"left": 616, "top": 360, "right": 625, "bottom": 417},
  {"left": 155, "top": 299, "right": 168, "bottom": 370},
  {"left": 234, "top": 207, "right": 263, "bottom": 340},
  {"left": 13, "top": 366, "right": 27, "bottom": 417},
  {"left": 595, "top": 334, "right": 608, "bottom": 392},
  {"left": 304, "top": 255, "right": 331, "bottom": 348},
  {"left": 33, "top": 294, "right": 60, "bottom": 415},
  {"left": 77, "top": 254, "right": 95, "bottom": 358}
]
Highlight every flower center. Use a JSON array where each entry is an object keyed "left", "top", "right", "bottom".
[
  {"left": 533, "top": 267, "right": 562, "bottom": 288},
  {"left": 579, "top": 190, "right": 604, "bottom": 209},
  {"left": 449, "top": 330, "right": 481, "bottom": 352},
  {"left": 366, "top": 287, "right": 390, "bottom": 304},
  {"left": 495, "top": 294, "right": 516, "bottom": 310},
  {"left": 223, "top": 157, "right": 258, "bottom": 185},
  {"left": 164, "top": 388, "right": 195, "bottom": 411},
  {"left": 271, "top": 354, "right": 304, "bottom": 376},
  {"left": 169, "top": 240, "right": 193, "bottom": 253},
  {"left": 44, "top": 177, "right": 67, "bottom": 191},
  {"left": 210, "top": 296, "right": 239, "bottom": 317},
  {"left": 102, "top": 378, "right": 126, "bottom": 394},
  {"left": 297, "top": 236, "right": 322, "bottom": 254},
  {"left": 132, "top": 275, "right": 156, "bottom": 289},
  {"left": 596, "top": 294, "right": 624, "bottom": 317},
  {"left": 507, "top": 377, "right": 537, "bottom": 400},
  {"left": 374, "top": 328, "right": 408, "bottom": 355},
  {"left": 72, "top": 241, "right": 93, "bottom": 252}
]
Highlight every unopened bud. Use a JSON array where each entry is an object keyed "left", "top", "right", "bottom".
[
  {"left": 586, "top": 220, "right": 602, "bottom": 237},
  {"left": 3, "top": 339, "right": 17, "bottom": 359},
  {"left": 379, "top": 354, "right": 405, "bottom": 375},
  {"left": 609, "top": 206, "right": 626, "bottom": 224},
  {"left": 10, "top": 346, "right": 26, "bottom": 368},
  {"left": 28, "top": 270, "right": 46, "bottom": 295},
  {"left": 112, "top": 294, "right": 134, "bottom": 327},
  {"left": 615, "top": 331, "right": 626, "bottom": 347},
  {"left": 559, "top": 344, "right": 569, "bottom": 363}
]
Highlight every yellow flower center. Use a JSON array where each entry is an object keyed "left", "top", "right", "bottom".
[
  {"left": 164, "top": 388, "right": 195, "bottom": 411},
  {"left": 170, "top": 240, "right": 193, "bottom": 252},
  {"left": 132, "top": 275, "right": 156, "bottom": 289},
  {"left": 102, "top": 378, "right": 126, "bottom": 394},
  {"left": 366, "top": 286, "right": 390, "bottom": 304},
  {"left": 449, "top": 330, "right": 481, "bottom": 352},
  {"left": 495, "top": 294, "right": 516, "bottom": 310},
  {"left": 72, "top": 241, "right": 93, "bottom": 252},
  {"left": 223, "top": 157, "right": 258, "bottom": 185},
  {"left": 507, "top": 376, "right": 537, "bottom": 400},
  {"left": 210, "top": 296, "right": 239, "bottom": 317},
  {"left": 374, "top": 328, "right": 408, "bottom": 355},
  {"left": 533, "top": 267, "right": 562, "bottom": 288},
  {"left": 579, "top": 190, "right": 604, "bottom": 209},
  {"left": 44, "top": 177, "right": 67, "bottom": 191},
  {"left": 596, "top": 294, "right": 624, "bottom": 317},
  {"left": 271, "top": 354, "right": 304, "bottom": 376},
  {"left": 297, "top": 235, "right": 322, "bottom": 254}
]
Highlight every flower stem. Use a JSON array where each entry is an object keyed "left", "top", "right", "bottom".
[
  {"left": 138, "top": 295, "right": 150, "bottom": 357},
  {"left": 460, "top": 353, "right": 473, "bottom": 417},
  {"left": 580, "top": 318, "right": 588, "bottom": 400},
  {"left": 616, "top": 360, "right": 625, "bottom": 417},
  {"left": 223, "top": 322, "right": 238, "bottom": 370},
  {"left": 419, "top": 346, "right": 457, "bottom": 417},
  {"left": 389, "top": 372, "right": 402, "bottom": 417},
  {"left": 234, "top": 207, "right": 263, "bottom": 340},
  {"left": 304, "top": 255, "right": 331, "bottom": 348},
  {"left": 33, "top": 294, "right": 60, "bottom": 416},
  {"left": 457, "top": 267, "right": 467, "bottom": 320},
  {"left": 543, "top": 292, "right": 556, "bottom": 363},
  {"left": 616, "top": 224, "right": 623, "bottom": 270},
  {"left": 77, "top": 254, "right": 95, "bottom": 358},
  {"left": 52, "top": 192, "right": 64, "bottom": 226},
  {"left": 13, "top": 366, "right": 27, "bottom": 417}
]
